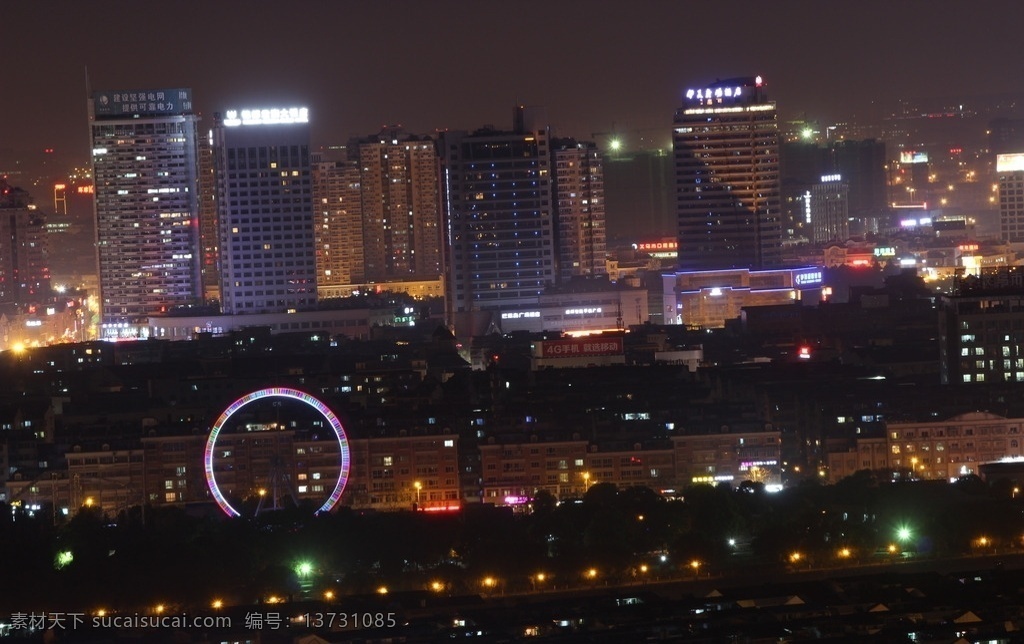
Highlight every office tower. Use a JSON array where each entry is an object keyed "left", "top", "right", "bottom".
[
  {"left": 440, "top": 106, "right": 555, "bottom": 317},
  {"left": 352, "top": 128, "right": 443, "bottom": 282},
  {"left": 312, "top": 153, "right": 365, "bottom": 292},
  {"left": 552, "top": 138, "right": 607, "bottom": 281},
  {"left": 0, "top": 180, "right": 49, "bottom": 304},
  {"left": 809, "top": 174, "right": 849, "bottom": 243},
  {"left": 213, "top": 107, "right": 317, "bottom": 315},
  {"left": 89, "top": 89, "right": 202, "bottom": 330},
  {"left": 673, "top": 76, "right": 781, "bottom": 270},
  {"left": 997, "top": 153, "right": 1024, "bottom": 243}
]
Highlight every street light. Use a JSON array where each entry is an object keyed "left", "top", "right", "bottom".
[
  {"left": 413, "top": 481, "right": 422, "bottom": 507},
  {"left": 582, "top": 472, "right": 591, "bottom": 492}
]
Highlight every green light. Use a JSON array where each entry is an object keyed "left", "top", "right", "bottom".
[
  {"left": 609, "top": 139, "right": 622, "bottom": 152},
  {"left": 897, "top": 526, "right": 912, "bottom": 542},
  {"left": 295, "top": 561, "right": 314, "bottom": 577},
  {"left": 55, "top": 550, "right": 74, "bottom": 569},
  {"left": 801, "top": 128, "right": 813, "bottom": 140}
]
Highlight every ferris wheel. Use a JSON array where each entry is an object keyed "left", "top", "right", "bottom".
[{"left": 203, "top": 387, "right": 351, "bottom": 517}]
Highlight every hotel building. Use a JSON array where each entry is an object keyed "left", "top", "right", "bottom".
[
  {"left": 213, "top": 107, "right": 317, "bottom": 314},
  {"left": 673, "top": 76, "right": 781, "bottom": 271}
]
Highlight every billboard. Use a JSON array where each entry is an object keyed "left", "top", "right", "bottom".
[
  {"left": 93, "top": 89, "right": 192, "bottom": 117},
  {"left": 540, "top": 337, "right": 624, "bottom": 358},
  {"left": 899, "top": 150, "right": 929, "bottom": 164},
  {"left": 997, "top": 153, "right": 1024, "bottom": 173}
]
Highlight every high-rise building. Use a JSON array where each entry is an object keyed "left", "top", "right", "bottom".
[
  {"left": 312, "top": 153, "right": 365, "bottom": 296},
  {"left": 673, "top": 76, "right": 781, "bottom": 270},
  {"left": 552, "top": 138, "right": 607, "bottom": 282},
  {"left": 997, "top": 153, "right": 1024, "bottom": 244},
  {"left": 352, "top": 128, "right": 443, "bottom": 283},
  {"left": 440, "top": 106, "right": 555, "bottom": 319},
  {"left": 89, "top": 89, "right": 202, "bottom": 331},
  {"left": 0, "top": 180, "right": 49, "bottom": 305},
  {"left": 809, "top": 174, "right": 849, "bottom": 243},
  {"left": 213, "top": 107, "right": 317, "bottom": 315}
]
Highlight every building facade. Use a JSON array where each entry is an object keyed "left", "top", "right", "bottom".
[
  {"left": 553, "top": 139, "right": 607, "bottom": 282},
  {"left": 809, "top": 175, "right": 849, "bottom": 243},
  {"left": 89, "top": 89, "right": 202, "bottom": 332},
  {"left": 827, "top": 412, "right": 1024, "bottom": 483},
  {"left": 440, "top": 106, "right": 556, "bottom": 320},
  {"left": 354, "top": 129, "right": 443, "bottom": 283},
  {"left": 673, "top": 76, "right": 781, "bottom": 271},
  {"left": 312, "top": 155, "right": 365, "bottom": 292},
  {"left": 213, "top": 107, "right": 317, "bottom": 315},
  {"left": 662, "top": 266, "right": 826, "bottom": 329},
  {"left": 938, "top": 268, "right": 1024, "bottom": 385},
  {"left": 997, "top": 153, "right": 1024, "bottom": 244}
]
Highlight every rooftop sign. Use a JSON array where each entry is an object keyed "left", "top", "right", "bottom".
[{"left": 223, "top": 107, "right": 309, "bottom": 127}]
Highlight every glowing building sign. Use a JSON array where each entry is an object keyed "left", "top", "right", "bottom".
[
  {"left": 820, "top": 174, "right": 842, "bottom": 183},
  {"left": 997, "top": 153, "right": 1024, "bottom": 173},
  {"left": 794, "top": 271, "right": 822, "bottom": 286},
  {"left": 637, "top": 241, "right": 678, "bottom": 252},
  {"left": 501, "top": 311, "right": 540, "bottom": 320},
  {"left": 540, "top": 337, "right": 624, "bottom": 358},
  {"left": 223, "top": 107, "right": 309, "bottom": 127},
  {"left": 93, "top": 89, "right": 192, "bottom": 117}
]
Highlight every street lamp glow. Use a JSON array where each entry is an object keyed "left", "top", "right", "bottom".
[
  {"left": 609, "top": 139, "right": 622, "bottom": 152},
  {"left": 295, "top": 561, "right": 314, "bottom": 577},
  {"left": 211, "top": 599, "right": 223, "bottom": 610},
  {"left": 897, "top": 526, "right": 912, "bottom": 542},
  {"left": 377, "top": 586, "right": 388, "bottom": 595}
]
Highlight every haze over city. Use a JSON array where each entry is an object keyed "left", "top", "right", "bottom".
[{"left": 3, "top": 0, "right": 1024, "bottom": 169}]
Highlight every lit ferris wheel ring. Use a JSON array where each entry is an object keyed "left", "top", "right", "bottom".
[{"left": 204, "top": 387, "right": 351, "bottom": 517}]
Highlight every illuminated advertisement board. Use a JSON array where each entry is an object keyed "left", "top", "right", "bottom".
[
  {"left": 540, "top": 337, "right": 624, "bottom": 358},
  {"left": 93, "top": 89, "right": 192, "bottom": 117},
  {"left": 793, "top": 269, "right": 823, "bottom": 287},
  {"left": 899, "top": 150, "right": 929, "bottom": 164},
  {"left": 997, "top": 153, "right": 1024, "bottom": 173}
]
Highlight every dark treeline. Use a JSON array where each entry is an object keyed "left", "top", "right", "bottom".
[{"left": 3, "top": 473, "right": 1022, "bottom": 614}]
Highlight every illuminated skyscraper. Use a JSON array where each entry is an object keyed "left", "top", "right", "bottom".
[
  {"left": 213, "top": 107, "right": 317, "bottom": 315},
  {"left": 553, "top": 138, "right": 606, "bottom": 281},
  {"left": 440, "top": 106, "right": 555, "bottom": 319},
  {"left": 312, "top": 153, "right": 364, "bottom": 296},
  {"left": 673, "top": 76, "right": 781, "bottom": 270},
  {"left": 353, "top": 128, "right": 443, "bottom": 282},
  {"left": 809, "top": 174, "right": 849, "bottom": 243},
  {"left": 89, "top": 89, "right": 202, "bottom": 332}
]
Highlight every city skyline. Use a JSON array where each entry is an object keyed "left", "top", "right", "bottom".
[{"left": 3, "top": 1, "right": 1024, "bottom": 175}]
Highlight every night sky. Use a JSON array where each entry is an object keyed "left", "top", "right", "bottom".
[{"left": 2, "top": 0, "right": 1023, "bottom": 167}]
